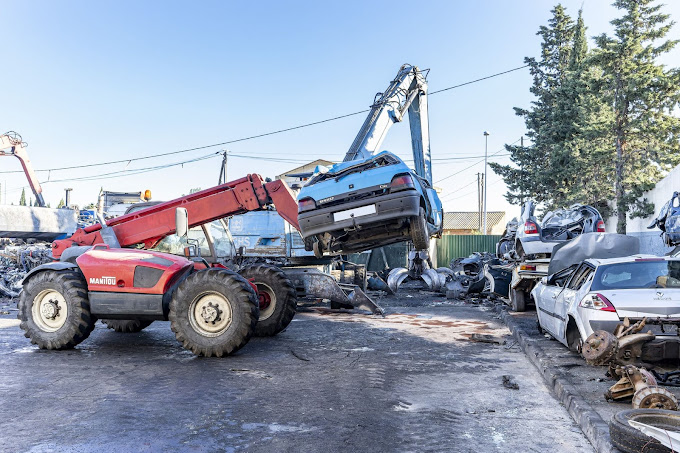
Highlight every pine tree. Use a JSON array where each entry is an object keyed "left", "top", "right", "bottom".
[
  {"left": 547, "top": 10, "right": 616, "bottom": 216},
  {"left": 19, "top": 188, "right": 26, "bottom": 206},
  {"left": 592, "top": 0, "right": 680, "bottom": 233},
  {"left": 491, "top": 4, "right": 576, "bottom": 206},
  {"left": 57, "top": 198, "right": 65, "bottom": 209}
]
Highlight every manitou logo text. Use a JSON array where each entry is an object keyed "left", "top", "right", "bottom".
[{"left": 90, "top": 276, "right": 116, "bottom": 286}]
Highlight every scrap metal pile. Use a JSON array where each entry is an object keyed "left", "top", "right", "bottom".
[
  {"left": 0, "top": 242, "right": 51, "bottom": 298},
  {"left": 385, "top": 250, "right": 512, "bottom": 299}
]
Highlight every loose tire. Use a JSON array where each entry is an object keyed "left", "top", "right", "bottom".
[
  {"left": 18, "top": 270, "right": 96, "bottom": 350},
  {"left": 169, "top": 269, "right": 258, "bottom": 357},
  {"left": 411, "top": 207, "right": 429, "bottom": 250},
  {"left": 101, "top": 319, "right": 153, "bottom": 333},
  {"left": 610, "top": 409, "right": 680, "bottom": 453},
  {"left": 239, "top": 264, "right": 297, "bottom": 337},
  {"left": 510, "top": 288, "right": 527, "bottom": 312}
]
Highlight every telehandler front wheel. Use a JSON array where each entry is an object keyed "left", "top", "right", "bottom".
[
  {"left": 239, "top": 264, "right": 297, "bottom": 337},
  {"left": 18, "top": 270, "right": 96, "bottom": 350},
  {"left": 169, "top": 269, "right": 258, "bottom": 357}
]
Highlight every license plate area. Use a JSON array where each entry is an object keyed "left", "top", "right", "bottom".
[{"left": 334, "top": 205, "right": 377, "bottom": 222}]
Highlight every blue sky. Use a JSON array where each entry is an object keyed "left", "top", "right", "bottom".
[{"left": 2, "top": 0, "right": 679, "bottom": 217}]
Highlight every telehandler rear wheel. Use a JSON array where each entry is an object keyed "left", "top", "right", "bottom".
[
  {"left": 239, "top": 264, "right": 297, "bottom": 336},
  {"left": 101, "top": 319, "right": 153, "bottom": 333},
  {"left": 18, "top": 270, "right": 96, "bottom": 350},
  {"left": 169, "top": 269, "right": 258, "bottom": 357}
]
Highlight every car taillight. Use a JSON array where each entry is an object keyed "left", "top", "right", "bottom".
[
  {"left": 524, "top": 221, "right": 538, "bottom": 234},
  {"left": 580, "top": 293, "right": 616, "bottom": 312},
  {"left": 520, "top": 264, "right": 536, "bottom": 271},
  {"left": 596, "top": 220, "right": 605, "bottom": 232},
  {"left": 390, "top": 174, "right": 415, "bottom": 192},
  {"left": 298, "top": 197, "right": 316, "bottom": 213}
]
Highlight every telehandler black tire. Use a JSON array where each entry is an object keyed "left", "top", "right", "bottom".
[
  {"left": 239, "top": 264, "right": 297, "bottom": 336},
  {"left": 101, "top": 319, "right": 153, "bottom": 333},
  {"left": 18, "top": 270, "right": 96, "bottom": 350},
  {"left": 411, "top": 208, "right": 430, "bottom": 250},
  {"left": 169, "top": 269, "right": 258, "bottom": 357}
]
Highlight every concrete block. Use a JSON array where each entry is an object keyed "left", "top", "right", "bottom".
[{"left": 0, "top": 206, "right": 77, "bottom": 240}]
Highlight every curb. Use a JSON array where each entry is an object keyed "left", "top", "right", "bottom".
[{"left": 493, "top": 304, "right": 620, "bottom": 453}]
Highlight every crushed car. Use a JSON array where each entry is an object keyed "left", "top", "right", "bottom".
[
  {"left": 648, "top": 191, "right": 680, "bottom": 251},
  {"left": 533, "top": 233, "right": 680, "bottom": 360},
  {"left": 297, "top": 151, "right": 443, "bottom": 257},
  {"left": 514, "top": 201, "right": 605, "bottom": 259}
]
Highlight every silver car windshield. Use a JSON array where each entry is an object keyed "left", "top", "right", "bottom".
[{"left": 591, "top": 260, "right": 680, "bottom": 290}]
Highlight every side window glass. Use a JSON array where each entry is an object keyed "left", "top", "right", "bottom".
[
  {"left": 569, "top": 267, "right": 593, "bottom": 290},
  {"left": 151, "top": 226, "right": 210, "bottom": 257}
]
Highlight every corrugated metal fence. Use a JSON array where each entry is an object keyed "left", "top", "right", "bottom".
[{"left": 436, "top": 235, "right": 501, "bottom": 268}]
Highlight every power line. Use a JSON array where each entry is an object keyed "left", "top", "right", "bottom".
[
  {"left": 0, "top": 64, "right": 529, "bottom": 176},
  {"left": 434, "top": 139, "right": 519, "bottom": 184}
]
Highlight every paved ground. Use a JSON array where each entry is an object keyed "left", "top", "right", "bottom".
[{"left": 0, "top": 292, "right": 593, "bottom": 453}]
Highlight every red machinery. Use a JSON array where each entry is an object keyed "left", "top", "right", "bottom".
[
  {"left": 52, "top": 174, "right": 299, "bottom": 256},
  {"left": 0, "top": 132, "right": 46, "bottom": 207},
  {"left": 18, "top": 174, "right": 301, "bottom": 356}
]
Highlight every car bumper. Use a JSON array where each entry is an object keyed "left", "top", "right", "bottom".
[
  {"left": 298, "top": 190, "right": 421, "bottom": 239},
  {"left": 518, "top": 236, "right": 560, "bottom": 255}
]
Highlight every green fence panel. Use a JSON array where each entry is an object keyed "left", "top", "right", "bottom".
[{"left": 436, "top": 235, "right": 501, "bottom": 267}]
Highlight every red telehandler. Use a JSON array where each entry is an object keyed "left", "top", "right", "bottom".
[{"left": 18, "top": 174, "right": 302, "bottom": 357}]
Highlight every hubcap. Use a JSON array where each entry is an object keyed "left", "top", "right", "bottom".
[
  {"left": 32, "top": 290, "right": 69, "bottom": 332},
  {"left": 254, "top": 283, "right": 276, "bottom": 321},
  {"left": 189, "top": 292, "right": 233, "bottom": 337}
]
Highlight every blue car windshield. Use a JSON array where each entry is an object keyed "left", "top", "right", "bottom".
[
  {"left": 308, "top": 154, "right": 399, "bottom": 185},
  {"left": 591, "top": 260, "right": 680, "bottom": 290}
]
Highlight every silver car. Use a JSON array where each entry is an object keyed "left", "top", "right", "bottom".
[{"left": 532, "top": 255, "right": 680, "bottom": 353}]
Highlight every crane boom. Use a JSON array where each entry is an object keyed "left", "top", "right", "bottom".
[
  {"left": 51, "top": 174, "right": 299, "bottom": 259},
  {"left": 0, "top": 132, "right": 46, "bottom": 207},
  {"left": 343, "top": 64, "right": 432, "bottom": 184}
]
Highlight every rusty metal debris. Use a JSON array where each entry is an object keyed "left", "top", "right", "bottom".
[
  {"left": 583, "top": 318, "right": 655, "bottom": 371},
  {"left": 584, "top": 318, "right": 679, "bottom": 410},
  {"left": 605, "top": 365, "right": 678, "bottom": 410},
  {"left": 0, "top": 241, "right": 51, "bottom": 298}
]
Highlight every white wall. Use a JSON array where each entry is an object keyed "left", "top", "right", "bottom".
[{"left": 605, "top": 164, "right": 680, "bottom": 255}]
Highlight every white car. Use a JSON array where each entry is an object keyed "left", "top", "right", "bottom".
[{"left": 532, "top": 255, "right": 680, "bottom": 354}]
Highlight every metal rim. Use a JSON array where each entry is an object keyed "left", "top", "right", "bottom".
[
  {"left": 32, "top": 289, "right": 69, "bottom": 332},
  {"left": 254, "top": 282, "right": 276, "bottom": 321},
  {"left": 188, "top": 291, "right": 233, "bottom": 337}
]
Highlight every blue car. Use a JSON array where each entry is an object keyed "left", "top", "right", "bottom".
[{"left": 297, "top": 151, "right": 443, "bottom": 256}]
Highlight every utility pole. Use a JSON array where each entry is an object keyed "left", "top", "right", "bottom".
[
  {"left": 476, "top": 172, "right": 483, "bottom": 232},
  {"left": 483, "top": 131, "right": 490, "bottom": 234},
  {"left": 218, "top": 150, "right": 229, "bottom": 185},
  {"left": 65, "top": 188, "right": 73, "bottom": 208}
]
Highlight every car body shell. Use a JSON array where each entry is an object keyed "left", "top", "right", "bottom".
[
  {"left": 532, "top": 255, "right": 680, "bottom": 350},
  {"left": 516, "top": 201, "right": 603, "bottom": 257},
  {"left": 297, "top": 151, "right": 443, "bottom": 253}
]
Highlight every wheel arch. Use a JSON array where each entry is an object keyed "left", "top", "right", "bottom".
[
  {"left": 21, "top": 262, "right": 79, "bottom": 286},
  {"left": 564, "top": 315, "right": 584, "bottom": 351}
]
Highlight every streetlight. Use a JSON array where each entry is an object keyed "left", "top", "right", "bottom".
[{"left": 483, "top": 131, "right": 489, "bottom": 234}]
